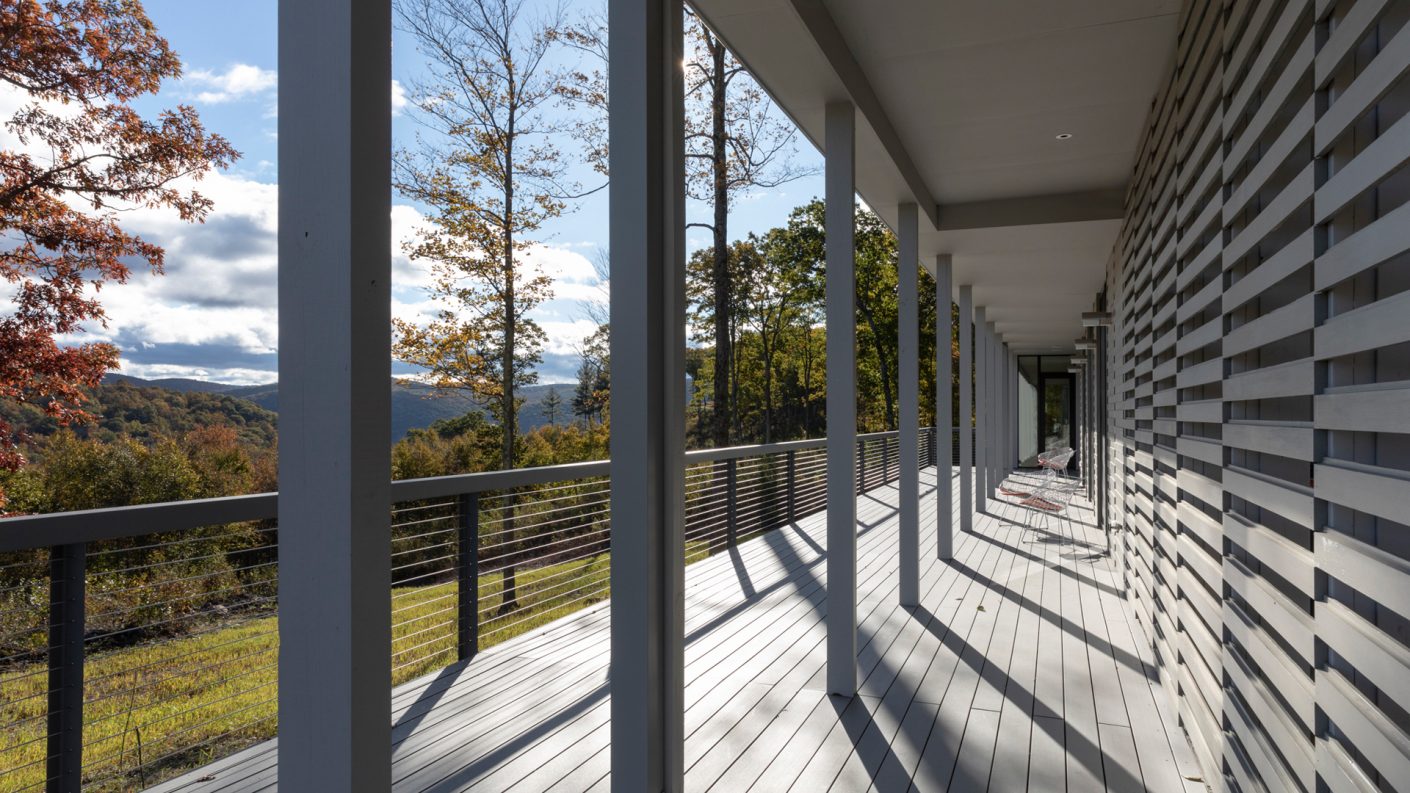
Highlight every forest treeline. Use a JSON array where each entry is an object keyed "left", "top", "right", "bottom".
[
  {"left": 1, "top": 381, "right": 278, "bottom": 452},
  {"left": 1, "top": 197, "right": 962, "bottom": 512},
  {"left": 575, "top": 199, "right": 962, "bottom": 450}
]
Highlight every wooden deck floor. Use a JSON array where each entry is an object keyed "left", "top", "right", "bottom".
[{"left": 153, "top": 468, "right": 1206, "bottom": 792}]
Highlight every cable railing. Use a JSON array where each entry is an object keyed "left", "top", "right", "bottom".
[{"left": 0, "top": 428, "right": 941, "bottom": 792}]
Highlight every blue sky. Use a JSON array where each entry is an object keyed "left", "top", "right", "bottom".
[{"left": 23, "top": 0, "right": 825, "bottom": 385}]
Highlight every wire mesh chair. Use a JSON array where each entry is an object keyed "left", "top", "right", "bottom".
[
  {"left": 1016, "top": 463, "right": 1077, "bottom": 541},
  {"left": 998, "top": 446, "right": 1076, "bottom": 541},
  {"left": 1037, "top": 446, "right": 1081, "bottom": 495},
  {"left": 1001, "top": 447, "right": 1074, "bottom": 496}
]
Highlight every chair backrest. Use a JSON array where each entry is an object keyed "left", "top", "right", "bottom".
[
  {"left": 1037, "top": 447, "right": 1075, "bottom": 470},
  {"left": 1021, "top": 468, "right": 1074, "bottom": 512}
]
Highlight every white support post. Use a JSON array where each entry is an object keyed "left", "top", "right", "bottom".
[
  {"left": 1084, "top": 362, "right": 1093, "bottom": 498},
  {"left": 999, "top": 335, "right": 1007, "bottom": 482},
  {"left": 1077, "top": 364, "right": 1085, "bottom": 492},
  {"left": 897, "top": 204, "right": 919, "bottom": 606},
  {"left": 992, "top": 318, "right": 1003, "bottom": 482},
  {"left": 825, "top": 101, "right": 858, "bottom": 697},
  {"left": 1001, "top": 339, "right": 1010, "bottom": 480},
  {"left": 1077, "top": 366, "right": 1085, "bottom": 490},
  {"left": 277, "top": 0, "right": 392, "bottom": 789},
  {"left": 608, "top": 0, "right": 686, "bottom": 788},
  {"left": 974, "top": 307, "right": 989, "bottom": 514},
  {"left": 958, "top": 286, "right": 974, "bottom": 533},
  {"left": 999, "top": 342, "right": 1008, "bottom": 479},
  {"left": 1008, "top": 347, "right": 1017, "bottom": 473},
  {"left": 935, "top": 256, "right": 953, "bottom": 559},
  {"left": 995, "top": 333, "right": 1004, "bottom": 484}
]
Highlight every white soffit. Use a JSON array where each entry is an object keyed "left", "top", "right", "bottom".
[{"left": 690, "top": 0, "right": 1181, "bottom": 352}]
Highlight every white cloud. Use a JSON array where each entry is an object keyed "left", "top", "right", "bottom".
[
  {"left": 0, "top": 72, "right": 606, "bottom": 385},
  {"left": 533, "top": 319, "right": 602, "bottom": 355},
  {"left": 391, "top": 294, "right": 442, "bottom": 328},
  {"left": 186, "top": 63, "right": 278, "bottom": 104},
  {"left": 391, "top": 236, "right": 608, "bottom": 363},
  {"left": 392, "top": 80, "right": 409, "bottom": 115},
  {"left": 391, "top": 204, "right": 436, "bottom": 290},
  {"left": 45, "top": 170, "right": 282, "bottom": 373},
  {"left": 116, "top": 361, "right": 277, "bottom": 386},
  {"left": 521, "top": 244, "right": 599, "bottom": 285}
]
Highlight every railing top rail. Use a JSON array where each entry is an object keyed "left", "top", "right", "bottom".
[
  {"left": 683, "top": 436, "right": 827, "bottom": 463},
  {"left": 0, "top": 493, "right": 278, "bottom": 553},
  {"left": 391, "top": 458, "right": 612, "bottom": 503},
  {"left": 0, "top": 428, "right": 937, "bottom": 553}
]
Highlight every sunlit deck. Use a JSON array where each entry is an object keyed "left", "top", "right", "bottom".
[{"left": 154, "top": 468, "right": 1203, "bottom": 792}]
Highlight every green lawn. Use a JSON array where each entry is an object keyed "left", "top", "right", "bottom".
[{"left": 0, "top": 540, "right": 715, "bottom": 792}]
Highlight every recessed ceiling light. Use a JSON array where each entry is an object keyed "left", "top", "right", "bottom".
[{"left": 1055, "top": 133, "right": 1073, "bottom": 140}]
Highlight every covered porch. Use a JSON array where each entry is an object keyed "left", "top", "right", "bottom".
[{"left": 4, "top": 0, "right": 1408, "bottom": 789}]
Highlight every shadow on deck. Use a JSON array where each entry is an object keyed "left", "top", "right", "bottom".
[{"left": 151, "top": 468, "right": 1205, "bottom": 793}]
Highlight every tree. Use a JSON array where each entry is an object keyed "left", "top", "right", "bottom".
[
  {"left": 0, "top": 0, "right": 238, "bottom": 503},
  {"left": 553, "top": 11, "right": 810, "bottom": 447},
  {"left": 765, "top": 199, "right": 901, "bottom": 430},
  {"left": 748, "top": 226, "right": 819, "bottom": 442},
  {"left": 684, "top": 12, "right": 810, "bottom": 448},
  {"left": 571, "top": 358, "right": 607, "bottom": 427},
  {"left": 686, "top": 239, "right": 746, "bottom": 430},
  {"left": 853, "top": 208, "right": 900, "bottom": 430},
  {"left": 541, "top": 387, "right": 562, "bottom": 428},
  {"left": 570, "top": 319, "right": 609, "bottom": 427},
  {"left": 394, "top": 0, "right": 584, "bottom": 615}
]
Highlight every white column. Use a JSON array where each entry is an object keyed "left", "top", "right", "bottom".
[
  {"left": 825, "top": 101, "right": 858, "bottom": 697},
  {"left": 608, "top": 0, "right": 686, "bottom": 788},
  {"left": 1003, "top": 340, "right": 1015, "bottom": 474},
  {"left": 897, "top": 204, "right": 919, "bottom": 606},
  {"left": 277, "top": 0, "right": 392, "bottom": 789},
  {"left": 974, "top": 307, "right": 989, "bottom": 514},
  {"left": 1000, "top": 342, "right": 1009, "bottom": 478},
  {"left": 1008, "top": 347, "right": 1017, "bottom": 472},
  {"left": 1084, "top": 362, "right": 1093, "bottom": 498},
  {"left": 988, "top": 322, "right": 1000, "bottom": 488},
  {"left": 958, "top": 286, "right": 974, "bottom": 533},
  {"left": 996, "top": 340, "right": 1006, "bottom": 483},
  {"left": 935, "top": 256, "right": 953, "bottom": 559}
]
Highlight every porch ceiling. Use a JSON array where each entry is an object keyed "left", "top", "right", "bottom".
[{"left": 691, "top": 0, "right": 1182, "bottom": 352}]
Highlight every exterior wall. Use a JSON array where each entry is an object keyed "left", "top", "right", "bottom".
[{"left": 1104, "top": 1, "right": 1410, "bottom": 791}]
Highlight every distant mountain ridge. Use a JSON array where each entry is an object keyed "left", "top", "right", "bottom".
[
  {"left": 102, "top": 374, "right": 574, "bottom": 440},
  {"left": 2, "top": 377, "right": 279, "bottom": 450}
]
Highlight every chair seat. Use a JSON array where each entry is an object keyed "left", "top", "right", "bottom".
[{"left": 1020, "top": 496, "right": 1064, "bottom": 512}]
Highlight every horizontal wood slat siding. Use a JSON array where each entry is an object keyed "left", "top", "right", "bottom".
[{"left": 1104, "top": 0, "right": 1410, "bottom": 790}]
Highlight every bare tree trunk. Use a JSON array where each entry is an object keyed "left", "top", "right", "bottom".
[
  {"left": 709, "top": 36, "right": 730, "bottom": 450},
  {"left": 500, "top": 127, "right": 520, "bottom": 618}
]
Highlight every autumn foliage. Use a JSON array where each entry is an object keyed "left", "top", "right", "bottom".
[{"left": 0, "top": 0, "right": 238, "bottom": 493}]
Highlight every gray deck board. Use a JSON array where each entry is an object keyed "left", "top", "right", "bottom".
[{"left": 149, "top": 468, "right": 1203, "bottom": 793}]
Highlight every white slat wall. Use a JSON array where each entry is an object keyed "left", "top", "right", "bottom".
[{"left": 1104, "top": 1, "right": 1410, "bottom": 791}]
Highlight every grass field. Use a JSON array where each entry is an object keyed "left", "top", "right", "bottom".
[
  {"left": 0, "top": 535, "right": 722, "bottom": 793},
  {"left": 0, "top": 547, "right": 656, "bottom": 793}
]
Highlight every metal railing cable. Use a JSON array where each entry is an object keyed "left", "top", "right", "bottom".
[{"left": 0, "top": 428, "right": 937, "bottom": 792}]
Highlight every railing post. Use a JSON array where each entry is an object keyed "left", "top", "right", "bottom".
[
  {"left": 882, "top": 437, "right": 891, "bottom": 484},
  {"left": 726, "top": 458, "right": 738, "bottom": 545},
  {"left": 858, "top": 438, "right": 867, "bottom": 493},
  {"left": 457, "top": 493, "right": 480, "bottom": 660},
  {"left": 47, "top": 542, "right": 85, "bottom": 793},
  {"left": 786, "top": 450, "right": 797, "bottom": 523}
]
